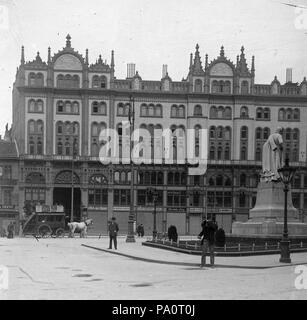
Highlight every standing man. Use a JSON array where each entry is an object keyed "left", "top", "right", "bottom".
[
  {"left": 108, "top": 217, "right": 119, "bottom": 250},
  {"left": 7, "top": 222, "right": 15, "bottom": 239},
  {"left": 198, "top": 219, "right": 218, "bottom": 267}
]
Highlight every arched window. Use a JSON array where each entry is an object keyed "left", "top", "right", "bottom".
[
  {"left": 28, "top": 120, "right": 35, "bottom": 133},
  {"left": 285, "top": 128, "right": 291, "bottom": 140},
  {"left": 241, "top": 146, "right": 247, "bottom": 160},
  {"left": 56, "top": 74, "right": 64, "bottom": 87},
  {"left": 178, "top": 105, "right": 185, "bottom": 118},
  {"left": 256, "top": 107, "right": 263, "bottom": 119},
  {"left": 100, "top": 76, "right": 107, "bottom": 88},
  {"left": 57, "top": 101, "right": 64, "bottom": 113},
  {"left": 194, "top": 79, "right": 202, "bottom": 93},
  {"left": 263, "top": 128, "right": 270, "bottom": 140},
  {"left": 194, "top": 105, "right": 202, "bottom": 116},
  {"left": 72, "top": 75, "right": 80, "bottom": 88},
  {"left": 210, "top": 106, "right": 217, "bottom": 118},
  {"left": 217, "top": 147, "right": 223, "bottom": 160},
  {"left": 36, "top": 73, "right": 44, "bottom": 87},
  {"left": 148, "top": 104, "right": 155, "bottom": 117},
  {"left": 117, "top": 103, "right": 124, "bottom": 116},
  {"left": 29, "top": 73, "right": 36, "bottom": 86},
  {"left": 224, "top": 146, "right": 230, "bottom": 160},
  {"left": 286, "top": 108, "right": 292, "bottom": 120},
  {"left": 212, "top": 80, "right": 219, "bottom": 93},
  {"left": 210, "top": 126, "right": 216, "bottom": 139},
  {"left": 57, "top": 141, "right": 63, "bottom": 155},
  {"left": 71, "top": 101, "right": 78, "bottom": 114},
  {"left": 293, "top": 108, "right": 300, "bottom": 120},
  {"left": 255, "top": 147, "right": 261, "bottom": 161},
  {"left": 279, "top": 108, "right": 285, "bottom": 121},
  {"left": 156, "top": 104, "right": 162, "bottom": 117},
  {"left": 28, "top": 100, "right": 35, "bottom": 112},
  {"left": 263, "top": 108, "right": 270, "bottom": 120},
  {"left": 29, "top": 138, "right": 35, "bottom": 154},
  {"left": 240, "top": 106, "right": 248, "bottom": 118},
  {"left": 210, "top": 146, "right": 215, "bottom": 160},
  {"left": 224, "top": 81, "right": 231, "bottom": 94},
  {"left": 92, "top": 75, "right": 99, "bottom": 88},
  {"left": 171, "top": 105, "right": 177, "bottom": 117},
  {"left": 217, "top": 106, "right": 224, "bottom": 118},
  {"left": 37, "top": 100, "right": 43, "bottom": 112},
  {"left": 241, "top": 81, "right": 249, "bottom": 94},
  {"left": 224, "top": 107, "right": 232, "bottom": 119},
  {"left": 140, "top": 104, "right": 147, "bottom": 116}
]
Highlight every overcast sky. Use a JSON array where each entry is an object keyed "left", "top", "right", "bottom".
[{"left": 0, "top": 0, "right": 306, "bottom": 137}]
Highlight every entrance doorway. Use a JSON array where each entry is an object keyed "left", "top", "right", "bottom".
[{"left": 53, "top": 188, "right": 81, "bottom": 222}]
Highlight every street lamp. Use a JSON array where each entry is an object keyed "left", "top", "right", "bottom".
[
  {"left": 277, "top": 158, "right": 296, "bottom": 263},
  {"left": 147, "top": 187, "right": 158, "bottom": 239},
  {"left": 126, "top": 96, "right": 136, "bottom": 243},
  {"left": 70, "top": 138, "right": 78, "bottom": 223}
]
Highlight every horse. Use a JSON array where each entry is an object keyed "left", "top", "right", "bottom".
[{"left": 67, "top": 219, "right": 93, "bottom": 238}]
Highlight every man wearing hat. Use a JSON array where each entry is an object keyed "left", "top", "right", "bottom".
[{"left": 108, "top": 217, "right": 119, "bottom": 250}]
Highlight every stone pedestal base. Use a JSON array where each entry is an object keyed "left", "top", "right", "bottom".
[
  {"left": 232, "top": 180, "right": 307, "bottom": 236},
  {"left": 249, "top": 181, "right": 297, "bottom": 221},
  {"left": 232, "top": 220, "right": 307, "bottom": 236}
]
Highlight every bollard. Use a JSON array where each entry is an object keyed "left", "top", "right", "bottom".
[
  {"left": 252, "top": 243, "right": 255, "bottom": 251},
  {"left": 301, "top": 241, "right": 303, "bottom": 248},
  {"left": 195, "top": 242, "right": 198, "bottom": 250},
  {"left": 277, "top": 242, "right": 280, "bottom": 249},
  {"left": 238, "top": 243, "right": 241, "bottom": 252},
  {"left": 224, "top": 244, "right": 227, "bottom": 252},
  {"left": 265, "top": 242, "right": 268, "bottom": 250}
]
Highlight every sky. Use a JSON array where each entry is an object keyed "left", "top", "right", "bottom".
[{"left": 0, "top": 0, "right": 307, "bottom": 137}]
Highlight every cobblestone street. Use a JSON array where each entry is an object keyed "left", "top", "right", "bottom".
[{"left": 0, "top": 237, "right": 306, "bottom": 300}]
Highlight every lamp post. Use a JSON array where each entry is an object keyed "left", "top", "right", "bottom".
[
  {"left": 277, "top": 158, "right": 296, "bottom": 263},
  {"left": 126, "top": 96, "right": 136, "bottom": 242},
  {"left": 70, "top": 138, "right": 78, "bottom": 222},
  {"left": 147, "top": 187, "right": 158, "bottom": 239}
]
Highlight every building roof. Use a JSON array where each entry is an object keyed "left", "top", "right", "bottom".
[{"left": 0, "top": 140, "right": 18, "bottom": 159}]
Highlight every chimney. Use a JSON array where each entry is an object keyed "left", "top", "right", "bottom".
[
  {"left": 162, "top": 64, "right": 168, "bottom": 78},
  {"left": 286, "top": 68, "right": 292, "bottom": 83},
  {"left": 127, "top": 63, "right": 136, "bottom": 79}
]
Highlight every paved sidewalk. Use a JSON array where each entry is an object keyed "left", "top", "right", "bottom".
[{"left": 0, "top": 237, "right": 306, "bottom": 299}]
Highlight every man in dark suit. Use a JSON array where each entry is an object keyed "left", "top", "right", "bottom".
[
  {"left": 198, "top": 219, "right": 218, "bottom": 267},
  {"left": 108, "top": 217, "right": 119, "bottom": 250}
]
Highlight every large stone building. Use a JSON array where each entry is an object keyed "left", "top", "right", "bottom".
[
  {"left": 0, "top": 129, "right": 19, "bottom": 233},
  {"left": 8, "top": 35, "right": 307, "bottom": 235}
]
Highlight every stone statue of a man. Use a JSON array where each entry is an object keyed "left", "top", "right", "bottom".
[{"left": 262, "top": 127, "right": 284, "bottom": 182}]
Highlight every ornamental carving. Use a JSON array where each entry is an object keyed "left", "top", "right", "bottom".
[{"left": 54, "top": 170, "right": 80, "bottom": 184}]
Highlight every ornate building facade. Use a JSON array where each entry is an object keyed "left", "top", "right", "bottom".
[{"left": 9, "top": 35, "right": 307, "bottom": 235}]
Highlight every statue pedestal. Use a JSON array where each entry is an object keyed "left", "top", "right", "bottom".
[{"left": 232, "top": 181, "right": 307, "bottom": 236}]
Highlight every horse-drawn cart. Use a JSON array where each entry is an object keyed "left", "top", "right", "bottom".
[{"left": 22, "top": 205, "right": 66, "bottom": 238}]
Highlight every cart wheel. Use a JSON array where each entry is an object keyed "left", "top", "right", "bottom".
[
  {"left": 38, "top": 224, "right": 52, "bottom": 238},
  {"left": 55, "top": 228, "right": 65, "bottom": 238}
]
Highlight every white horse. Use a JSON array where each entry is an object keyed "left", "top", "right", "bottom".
[{"left": 67, "top": 219, "right": 93, "bottom": 238}]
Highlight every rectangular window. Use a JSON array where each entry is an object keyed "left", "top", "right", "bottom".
[
  {"left": 88, "top": 189, "right": 108, "bottom": 206},
  {"left": 114, "top": 189, "right": 130, "bottom": 206},
  {"left": 3, "top": 190, "right": 12, "bottom": 205},
  {"left": 167, "top": 191, "right": 186, "bottom": 207}
]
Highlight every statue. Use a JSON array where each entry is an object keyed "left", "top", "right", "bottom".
[{"left": 262, "top": 127, "right": 284, "bottom": 182}]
